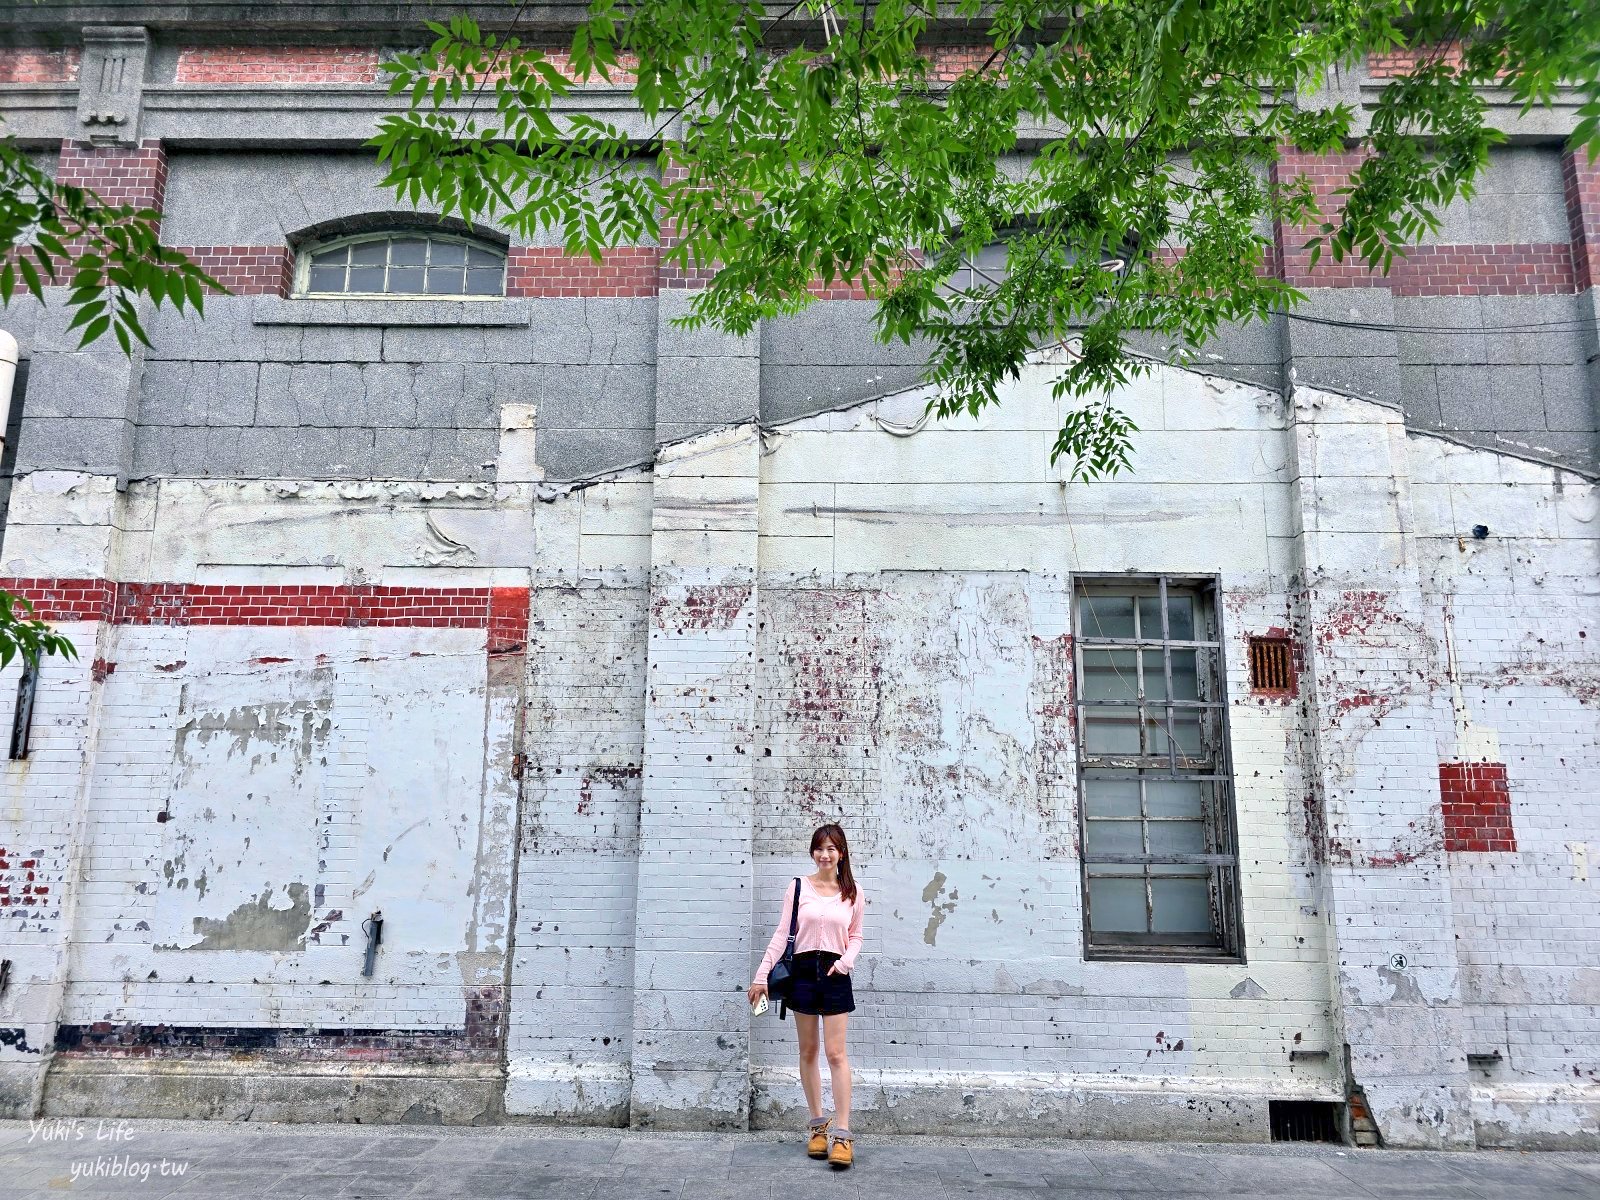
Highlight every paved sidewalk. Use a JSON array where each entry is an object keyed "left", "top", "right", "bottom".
[{"left": 3, "top": 1119, "right": 1599, "bottom": 1199}]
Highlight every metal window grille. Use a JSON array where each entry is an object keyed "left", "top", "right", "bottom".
[
  {"left": 1073, "top": 576, "right": 1244, "bottom": 958},
  {"left": 1248, "top": 636, "right": 1294, "bottom": 694},
  {"left": 300, "top": 234, "right": 505, "bottom": 297},
  {"left": 1269, "top": 1100, "right": 1343, "bottom": 1143}
]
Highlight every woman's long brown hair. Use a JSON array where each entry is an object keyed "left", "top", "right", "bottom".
[{"left": 810, "top": 823, "right": 857, "bottom": 906}]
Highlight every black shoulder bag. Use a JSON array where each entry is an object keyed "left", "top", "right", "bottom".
[{"left": 765, "top": 877, "right": 803, "bottom": 1020}]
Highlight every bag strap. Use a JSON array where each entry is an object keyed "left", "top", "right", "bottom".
[{"left": 783, "top": 876, "right": 802, "bottom": 960}]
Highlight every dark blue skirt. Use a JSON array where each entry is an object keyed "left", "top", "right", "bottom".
[{"left": 786, "top": 950, "right": 855, "bottom": 1016}]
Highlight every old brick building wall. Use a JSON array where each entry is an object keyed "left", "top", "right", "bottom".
[{"left": 0, "top": 6, "right": 1595, "bottom": 1150}]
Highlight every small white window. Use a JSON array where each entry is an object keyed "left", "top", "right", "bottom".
[{"left": 296, "top": 233, "right": 505, "bottom": 298}]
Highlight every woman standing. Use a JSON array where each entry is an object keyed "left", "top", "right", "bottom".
[{"left": 747, "top": 823, "right": 865, "bottom": 1170}]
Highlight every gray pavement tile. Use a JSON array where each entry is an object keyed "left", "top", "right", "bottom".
[
  {"left": 799, "top": 1184, "right": 940, "bottom": 1200},
  {"left": 1438, "top": 1153, "right": 1600, "bottom": 1196},
  {"left": 158, "top": 1168, "right": 297, "bottom": 1196},
  {"left": 402, "top": 1164, "right": 603, "bottom": 1199},
  {"left": 12, "top": 1165, "right": 189, "bottom": 1198},
  {"left": 609, "top": 1136, "right": 736, "bottom": 1170},
  {"left": 1068, "top": 1149, "right": 1227, "bottom": 1191},
  {"left": 486, "top": 1136, "right": 624, "bottom": 1167},
  {"left": 725, "top": 1138, "right": 813, "bottom": 1177},
  {"left": 968, "top": 1148, "right": 1098, "bottom": 1177},
  {"left": 942, "top": 1177, "right": 1055, "bottom": 1197},
  {"left": 269, "top": 1179, "right": 391, "bottom": 1200},
  {"left": 1326, "top": 1153, "right": 1488, "bottom": 1197},
  {"left": 415, "top": 1134, "right": 525, "bottom": 1162},
  {"left": 1198, "top": 1152, "right": 1378, "bottom": 1197},
  {"left": 417, "top": 1171, "right": 603, "bottom": 1200},
  {"left": 855, "top": 1139, "right": 977, "bottom": 1174},
  {"left": 727, "top": 1137, "right": 802, "bottom": 1160},
  {"left": 348, "top": 1135, "right": 441, "bottom": 1159},
  {"left": 592, "top": 1173, "right": 687, "bottom": 1200},
  {"left": 679, "top": 1180, "right": 775, "bottom": 1200},
  {"left": 334, "top": 1180, "right": 436, "bottom": 1200}
]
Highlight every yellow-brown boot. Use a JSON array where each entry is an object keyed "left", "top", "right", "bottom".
[
  {"left": 827, "top": 1130, "right": 853, "bottom": 1170},
  {"left": 806, "top": 1117, "right": 831, "bottom": 1159}
]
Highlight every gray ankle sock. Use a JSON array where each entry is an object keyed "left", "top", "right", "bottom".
[
  {"left": 832, "top": 1128, "right": 851, "bottom": 1138},
  {"left": 808, "top": 1117, "right": 829, "bottom": 1129}
]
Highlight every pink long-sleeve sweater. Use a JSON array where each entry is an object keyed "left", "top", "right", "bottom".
[{"left": 754, "top": 875, "right": 866, "bottom": 986}]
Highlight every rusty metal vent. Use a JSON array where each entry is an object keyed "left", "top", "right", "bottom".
[
  {"left": 1248, "top": 636, "right": 1294, "bottom": 694},
  {"left": 1269, "top": 1100, "right": 1341, "bottom": 1143}
]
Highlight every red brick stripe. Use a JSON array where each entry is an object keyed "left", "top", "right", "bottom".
[
  {"left": 0, "top": 578, "right": 530, "bottom": 639},
  {"left": 57, "top": 141, "right": 167, "bottom": 211},
  {"left": 1563, "top": 151, "right": 1600, "bottom": 292},
  {"left": 505, "top": 247, "right": 660, "bottom": 298},
  {"left": 167, "top": 245, "right": 292, "bottom": 296},
  {"left": 1281, "top": 241, "right": 1576, "bottom": 295},
  {"left": 1367, "top": 45, "right": 1469, "bottom": 79},
  {"left": 0, "top": 48, "right": 82, "bottom": 84},
  {"left": 1440, "top": 761, "right": 1517, "bottom": 852},
  {"left": 176, "top": 46, "right": 380, "bottom": 85},
  {"left": 0, "top": 578, "right": 116, "bottom": 622},
  {"left": 1274, "top": 148, "right": 1578, "bottom": 294}
]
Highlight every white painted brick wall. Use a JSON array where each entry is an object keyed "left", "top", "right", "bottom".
[{"left": 1, "top": 357, "right": 1592, "bottom": 1144}]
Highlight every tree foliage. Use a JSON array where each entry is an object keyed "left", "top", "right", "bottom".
[
  {"left": 0, "top": 131, "right": 218, "bottom": 666},
  {"left": 0, "top": 591, "right": 76, "bottom": 672},
  {"left": 0, "top": 135, "right": 215, "bottom": 353},
  {"left": 374, "top": 0, "right": 1600, "bottom": 481}
]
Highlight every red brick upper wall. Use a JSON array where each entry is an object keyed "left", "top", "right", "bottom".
[
  {"left": 57, "top": 141, "right": 168, "bottom": 211},
  {"left": 0, "top": 47, "right": 81, "bottom": 84},
  {"left": 175, "top": 46, "right": 380, "bottom": 85},
  {"left": 171, "top": 45, "right": 640, "bottom": 86},
  {"left": 1564, "top": 150, "right": 1600, "bottom": 292},
  {"left": 1367, "top": 44, "right": 1469, "bottom": 78}
]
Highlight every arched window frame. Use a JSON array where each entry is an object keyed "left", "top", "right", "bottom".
[
  {"left": 293, "top": 230, "right": 507, "bottom": 300},
  {"left": 941, "top": 219, "right": 1134, "bottom": 297}
]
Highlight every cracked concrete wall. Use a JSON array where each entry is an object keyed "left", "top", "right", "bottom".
[
  {"left": 0, "top": 335, "right": 1593, "bottom": 1141},
  {"left": 1284, "top": 386, "right": 1475, "bottom": 1150},
  {"left": 505, "top": 570, "right": 649, "bottom": 1124},
  {"left": 731, "top": 367, "right": 1343, "bottom": 1139},
  {"left": 0, "top": 620, "right": 521, "bottom": 1121},
  {"left": 1408, "top": 435, "right": 1600, "bottom": 1148}
]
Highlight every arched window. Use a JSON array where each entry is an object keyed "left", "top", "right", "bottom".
[
  {"left": 942, "top": 221, "right": 1132, "bottom": 296},
  {"left": 296, "top": 232, "right": 506, "bottom": 298}
]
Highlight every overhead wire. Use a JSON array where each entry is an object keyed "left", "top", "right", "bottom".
[{"left": 1282, "top": 309, "right": 1600, "bottom": 336}]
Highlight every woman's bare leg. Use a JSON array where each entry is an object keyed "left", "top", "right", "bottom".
[
  {"left": 822, "top": 1013, "right": 851, "bottom": 1130},
  {"left": 795, "top": 1014, "right": 825, "bottom": 1119}
]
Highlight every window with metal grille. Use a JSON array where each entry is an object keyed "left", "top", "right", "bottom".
[
  {"left": 1073, "top": 576, "right": 1243, "bottom": 959},
  {"left": 1269, "top": 1100, "right": 1343, "bottom": 1143},
  {"left": 1248, "top": 636, "right": 1295, "bottom": 694},
  {"left": 297, "top": 233, "right": 505, "bottom": 298}
]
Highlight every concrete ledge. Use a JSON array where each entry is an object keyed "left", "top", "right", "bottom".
[
  {"left": 751, "top": 1068, "right": 1340, "bottom": 1142},
  {"left": 0, "top": 1061, "right": 42, "bottom": 1119},
  {"left": 504, "top": 1059, "right": 631, "bottom": 1126},
  {"left": 251, "top": 297, "right": 533, "bottom": 327},
  {"left": 1473, "top": 1084, "right": 1600, "bottom": 1150},
  {"left": 41, "top": 1059, "right": 507, "bottom": 1126}
]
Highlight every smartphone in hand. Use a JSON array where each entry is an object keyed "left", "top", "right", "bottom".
[{"left": 751, "top": 994, "right": 769, "bottom": 1017}]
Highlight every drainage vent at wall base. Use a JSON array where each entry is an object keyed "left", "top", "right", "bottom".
[{"left": 1269, "top": 1100, "right": 1343, "bottom": 1143}]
